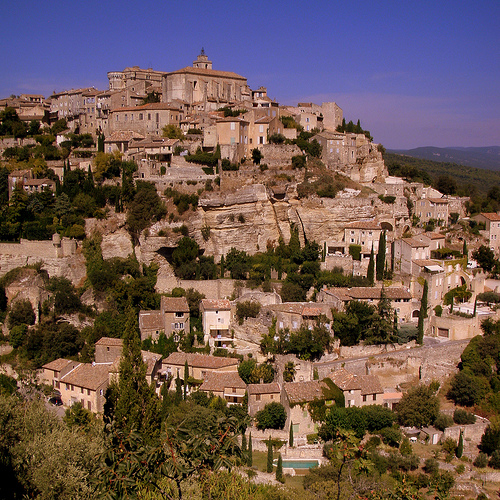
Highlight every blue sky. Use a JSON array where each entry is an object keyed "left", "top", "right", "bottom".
[{"left": 1, "top": 0, "right": 498, "bottom": 149}]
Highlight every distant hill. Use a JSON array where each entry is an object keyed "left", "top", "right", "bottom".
[
  {"left": 387, "top": 146, "right": 500, "bottom": 171},
  {"left": 383, "top": 152, "right": 500, "bottom": 197}
]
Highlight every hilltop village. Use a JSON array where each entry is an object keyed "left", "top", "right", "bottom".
[{"left": 2, "top": 51, "right": 500, "bottom": 498}]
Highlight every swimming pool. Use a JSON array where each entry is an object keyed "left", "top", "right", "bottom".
[{"left": 274, "top": 458, "right": 320, "bottom": 470}]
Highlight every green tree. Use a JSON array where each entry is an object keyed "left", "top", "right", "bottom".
[
  {"left": 376, "top": 231, "right": 386, "bottom": 281},
  {"left": 417, "top": 280, "right": 428, "bottom": 345},
  {"left": 8, "top": 299, "right": 35, "bottom": 329},
  {"left": 251, "top": 148, "right": 263, "bottom": 165},
  {"left": 266, "top": 437, "right": 273, "bottom": 473},
  {"left": 276, "top": 453, "right": 284, "bottom": 483},
  {"left": 255, "top": 402, "right": 287, "bottom": 430},
  {"left": 289, "top": 421, "right": 294, "bottom": 447},
  {"left": 367, "top": 245, "right": 375, "bottom": 285},
  {"left": 456, "top": 431, "right": 464, "bottom": 458},
  {"left": 396, "top": 384, "right": 440, "bottom": 428},
  {"left": 162, "top": 124, "right": 184, "bottom": 139},
  {"left": 283, "top": 361, "right": 296, "bottom": 383},
  {"left": 247, "top": 431, "right": 253, "bottom": 466},
  {"left": 447, "top": 371, "right": 489, "bottom": 407},
  {"left": 107, "top": 308, "right": 160, "bottom": 442}
]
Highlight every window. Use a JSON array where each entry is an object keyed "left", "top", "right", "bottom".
[
  {"left": 230, "top": 122, "right": 235, "bottom": 130},
  {"left": 175, "top": 312, "right": 183, "bottom": 318},
  {"left": 139, "top": 113, "right": 143, "bottom": 120},
  {"left": 256, "top": 394, "right": 261, "bottom": 401},
  {"left": 362, "top": 395, "right": 367, "bottom": 402},
  {"left": 148, "top": 113, "right": 151, "bottom": 120},
  {"left": 259, "top": 125, "right": 264, "bottom": 133}
]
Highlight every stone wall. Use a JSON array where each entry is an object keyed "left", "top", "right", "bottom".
[{"left": 260, "top": 144, "right": 302, "bottom": 167}]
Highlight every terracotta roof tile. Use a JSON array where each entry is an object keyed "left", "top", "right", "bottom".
[
  {"left": 61, "top": 363, "right": 111, "bottom": 390},
  {"left": 199, "top": 371, "right": 246, "bottom": 392},
  {"left": 166, "top": 66, "right": 246, "bottom": 81},
  {"left": 161, "top": 296, "right": 189, "bottom": 312},
  {"left": 247, "top": 383, "right": 281, "bottom": 395},
  {"left": 43, "top": 358, "right": 74, "bottom": 371},
  {"left": 480, "top": 212, "right": 500, "bottom": 221},
  {"left": 200, "top": 299, "right": 231, "bottom": 311},
  {"left": 344, "top": 221, "right": 381, "bottom": 230},
  {"left": 95, "top": 337, "right": 123, "bottom": 347},
  {"left": 138, "top": 310, "right": 164, "bottom": 331},
  {"left": 163, "top": 352, "right": 238, "bottom": 369},
  {"left": 284, "top": 380, "right": 326, "bottom": 404}
]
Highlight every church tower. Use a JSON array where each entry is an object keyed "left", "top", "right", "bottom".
[{"left": 193, "top": 48, "right": 212, "bottom": 70}]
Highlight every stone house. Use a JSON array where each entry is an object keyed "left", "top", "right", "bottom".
[
  {"left": 415, "top": 198, "right": 449, "bottom": 225},
  {"left": 22, "top": 178, "right": 56, "bottom": 196},
  {"left": 327, "top": 368, "right": 383, "bottom": 408},
  {"left": 42, "top": 358, "right": 111, "bottom": 413},
  {"left": 138, "top": 296, "right": 190, "bottom": 341},
  {"left": 94, "top": 337, "right": 124, "bottom": 363},
  {"left": 282, "top": 380, "right": 329, "bottom": 435},
  {"left": 160, "top": 352, "right": 239, "bottom": 382},
  {"left": 216, "top": 116, "right": 249, "bottom": 163},
  {"left": 344, "top": 220, "right": 382, "bottom": 259},
  {"left": 110, "top": 103, "right": 181, "bottom": 137},
  {"left": 472, "top": 212, "right": 500, "bottom": 254},
  {"left": 393, "top": 236, "right": 432, "bottom": 275},
  {"left": 247, "top": 383, "right": 281, "bottom": 417},
  {"left": 200, "top": 299, "right": 232, "bottom": 348},
  {"left": 317, "top": 286, "right": 414, "bottom": 323},
  {"left": 248, "top": 115, "right": 284, "bottom": 147},
  {"left": 199, "top": 371, "right": 246, "bottom": 405},
  {"left": 268, "top": 302, "right": 332, "bottom": 331},
  {"left": 50, "top": 87, "right": 97, "bottom": 124},
  {"left": 108, "top": 66, "right": 164, "bottom": 94},
  {"left": 8, "top": 169, "right": 32, "bottom": 199},
  {"left": 128, "top": 137, "right": 180, "bottom": 166},
  {"left": 103, "top": 131, "right": 145, "bottom": 154},
  {"left": 109, "top": 350, "right": 162, "bottom": 386}
]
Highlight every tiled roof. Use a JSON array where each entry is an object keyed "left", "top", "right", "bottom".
[
  {"left": 359, "top": 375, "right": 384, "bottom": 395},
  {"left": 301, "top": 306, "right": 322, "bottom": 317},
  {"left": 344, "top": 221, "right": 381, "bottom": 230},
  {"left": 199, "top": 371, "right": 246, "bottom": 392},
  {"left": 166, "top": 66, "right": 246, "bottom": 81},
  {"left": 95, "top": 337, "right": 123, "bottom": 347},
  {"left": 163, "top": 352, "right": 238, "bottom": 369},
  {"left": 327, "top": 369, "right": 383, "bottom": 395},
  {"left": 132, "top": 137, "right": 180, "bottom": 148},
  {"left": 43, "top": 358, "right": 73, "bottom": 371},
  {"left": 247, "top": 383, "right": 281, "bottom": 395},
  {"left": 427, "top": 198, "right": 448, "bottom": 204},
  {"left": 105, "top": 131, "right": 145, "bottom": 142},
  {"left": 161, "top": 296, "right": 189, "bottom": 312},
  {"left": 24, "top": 178, "right": 56, "bottom": 186},
  {"left": 480, "top": 212, "right": 500, "bottom": 221},
  {"left": 61, "top": 363, "right": 111, "bottom": 390},
  {"left": 401, "top": 237, "right": 430, "bottom": 248},
  {"left": 113, "top": 103, "right": 180, "bottom": 112},
  {"left": 284, "top": 380, "right": 326, "bottom": 404},
  {"left": 327, "top": 368, "right": 359, "bottom": 390},
  {"left": 427, "top": 233, "right": 446, "bottom": 240},
  {"left": 138, "top": 310, "right": 163, "bottom": 331},
  {"left": 200, "top": 299, "right": 231, "bottom": 311}
]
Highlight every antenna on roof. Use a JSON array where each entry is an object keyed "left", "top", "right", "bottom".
[{"left": 200, "top": 47, "right": 205, "bottom": 56}]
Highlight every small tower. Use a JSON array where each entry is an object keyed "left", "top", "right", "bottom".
[{"left": 193, "top": 48, "right": 212, "bottom": 70}]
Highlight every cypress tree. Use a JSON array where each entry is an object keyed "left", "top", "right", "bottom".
[
  {"left": 376, "top": 231, "right": 386, "bottom": 281},
  {"left": 241, "top": 432, "right": 247, "bottom": 454},
  {"left": 456, "top": 431, "right": 464, "bottom": 458},
  {"left": 112, "top": 307, "right": 160, "bottom": 441},
  {"left": 175, "top": 373, "right": 182, "bottom": 404},
  {"left": 266, "top": 437, "right": 273, "bottom": 473},
  {"left": 289, "top": 422, "right": 294, "bottom": 447},
  {"left": 417, "top": 280, "right": 428, "bottom": 345},
  {"left": 367, "top": 245, "right": 375, "bottom": 285},
  {"left": 184, "top": 360, "right": 189, "bottom": 399},
  {"left": 248, "top": 432, "right": 253, "bottom": 466},
  {"left": 463, "top": 239, "right": 468, "bottom": 258},
  {"left": 220, "top": 255, "right": 225, "bottom": 277},
  {"left": 276, "top": 453, "right": 284, "bottom": 483}
]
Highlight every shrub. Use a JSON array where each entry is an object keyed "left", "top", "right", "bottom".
[
  {"left": 8, "top": 299, "right": 36, "bottom": 329},
  {"left": 424, "top": 457, "right": 439, "bottom": 475},
  {"left": 235, "top": 301, "right": 261, "bottom": 325},
  {"left": 489, "top": 449, "right": 500, "bottom": 469},
  {"left": 441, "top": 437, "right": 457, "bottom": 456},
  {"left": 255, "top": 402, "right": 286, "bottom": 430},
  {"left": 379, "top": 427, "right": 402, "bottom": 447},
  {"left": 474, "top": 453, "right": 489, "bottom": 468},
  {"left": 434, "top": 413, "right": 454, "bottom": 431},
  {"left": 453, "top": 409, "right": 476, "bottom": 425}
]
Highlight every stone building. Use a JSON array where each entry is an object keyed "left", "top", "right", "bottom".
[
  {"left": 327, "top": 368, "right": 384, "bottom": 408},
  {"left": 473, "top": 212, "right": 500, "bottom": 254},
  {"left": 344, "top": 220, "right": 382, "bottom": 259},
  {"left": 268, "top": 302, "right": 332, "bottom": 331},
  {"left": 109, "top": 103, "right": 181, "bottom": 136},
  {"left": 162, "top": 50, "right": 251, "bottom": 111},
  {"left": 107, "top": 66, "right": 164, "bottom": 94},
  {"left": 199, "top": 371, "right": 247, "bottom": 405},
  {"left": 247, "top": 383, "right": 281, "bottom": 417},
  {"left": 415, "top": 198, "right": 449, "bottom": 226},
  {"left": 160, "top": 352, "right": 238, "bottom": 381},
  {"left": 200, "top": 299, "right": 232, "bottom": 348},
  {"left": 138, "top": 296, "right": 190, "bottom": 341}
]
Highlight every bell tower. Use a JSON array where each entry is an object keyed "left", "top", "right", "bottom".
[{"left": 193, "top": 48, "right": 212, "bottom": 70}]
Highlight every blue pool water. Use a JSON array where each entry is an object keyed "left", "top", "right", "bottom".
[{"left": 275, "top": 459, "right": 319, "bottom": 469}]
